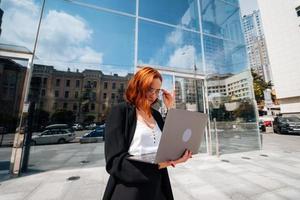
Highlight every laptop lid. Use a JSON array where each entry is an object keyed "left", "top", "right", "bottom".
[{"left": 154, "top": 109, "right": 208, "bottom": 163}]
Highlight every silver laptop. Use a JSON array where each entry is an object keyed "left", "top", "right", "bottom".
[{"left": 128, "top": 109, "right": 208, "bottom": 164}]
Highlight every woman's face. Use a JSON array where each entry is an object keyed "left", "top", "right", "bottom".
[{"left": 146, "top": 78, "right": 162, "bottom": 104}]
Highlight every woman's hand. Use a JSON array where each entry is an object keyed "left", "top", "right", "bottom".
[
  {"left": 161, "top": 89, "right": 174, "bottom": 109},
  {"left": 158, "top": 150, "right": 192, "bottom": 169}
]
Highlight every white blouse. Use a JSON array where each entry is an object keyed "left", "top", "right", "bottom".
[{"left": 128, "top": 120, "right": 162, "bottom": 156}]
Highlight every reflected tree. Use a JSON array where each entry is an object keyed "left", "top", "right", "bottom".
[{"left": 51, "top": 110, "right": 75, "bottom": 125}]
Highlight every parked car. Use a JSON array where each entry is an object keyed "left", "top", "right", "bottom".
[
  {"left": 45, "top": 124, "right": 74, "bottom": 132},
  {"left": 72, "top": 123, "right": 83, "bottom": 131},
  {"left": 273, "top": 116, "right": 300, "bottom": 134},
  {"left": 31, "top": 129, "right": 75, "bottom": 145},
  {"left": 85, "top": 123, "right": 97, "bottom": 130},
  {"left": 79, "top": 124, "right": 105, "bottom": 143},
  {"left": 258, "top": 116, "right": 274, "bottom": 132}
]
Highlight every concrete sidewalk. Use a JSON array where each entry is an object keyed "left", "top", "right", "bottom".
[{"left": 1, "top": 134, "right": 300, "bottom": 200}]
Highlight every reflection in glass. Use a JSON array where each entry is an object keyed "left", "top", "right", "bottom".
[
  {"left": 139, "top": 0, "right": 199, "bottom": 31},
  {"left": 0, "top": 58, "right": 28, "bottom": 174},
  {"left": 175, "top": 77, "right": 204, "bottom": 113},
  {"left": 34, "top": 0, "right": 135, "bottom": 75},
  {"left": 73, "top": 0, "right": 136, "bottom": 14},
  {"left": 23, "top": 0, "right": 135, "bottom": 172},
  {"left": 203, "top": 35, "right": 248, "bottom": 74},
  {"left": 207, "top": 70, "right": 260, "bottom": 154},
  {"left": 201, "top": 0, "right": 243, "bottom": 43},
  {"left": 0, "top": 0, "right": 42, "bottom": 51},
  {"left": 138, "top": 19, "right": 203, "bottom": 74}
]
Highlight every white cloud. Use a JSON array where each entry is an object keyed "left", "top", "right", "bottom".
[
  {"left": 8, "top": 0, "right": 39, "bottom": 13},
  {"left": 168, "top": 45, "right": 196, "bottom": 68},
  {"left": 78, "top": 47, "right": 103, "bottom": 64},
  {"left": 41, "top": 10, "right": 92, "bottom": 44},
  {"left": 1, "top": 0, "right": 103, "bottom": 72},
  {"left": 166, "top": 29, "right": 183, "bottom": 45},
  {"left": 181, "top": 9, "right": 192, "bottom": 26},
  {"left": 1, "top": 0, "right": 40, "bottom": 49}
]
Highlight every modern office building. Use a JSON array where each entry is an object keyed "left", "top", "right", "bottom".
[
  {"left": 242, "top": 10, "right": 272, "bottom": 83},
  {"left": 257, "top": 0, "right": 300, "bottom": 115},
  {"left": 0, "top": 0, "right": 260, "bottom": 175}
]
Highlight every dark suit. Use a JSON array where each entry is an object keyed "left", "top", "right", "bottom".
[{"left": 102, "top": 102, "right": 174, "bottom": 200}]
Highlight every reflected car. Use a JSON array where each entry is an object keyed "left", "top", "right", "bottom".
[
  {"left": 79, "top": 125, "right": 105, "bottom": 143},
  {"left": 31, "top": 129, "right": 75, "bottom": 145},
  {"left": 45, "top": 124, "right": 74, "bottom": 133},
  {"left": 72, "top": 123, "right": 83, "bottom": 131},
  {"left": 273, "top": 116, "right": 300, "bottom": 134}
]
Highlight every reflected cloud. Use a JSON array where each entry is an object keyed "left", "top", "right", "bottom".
[
  {"left": 1, "top": 0, "right": 40, "bottom": 48},
  {"left": 1, "top": 0, "right": 104, "bottom": 72},
  {"left": 168, "top": 45, "right": 196, "bottom": 68}
]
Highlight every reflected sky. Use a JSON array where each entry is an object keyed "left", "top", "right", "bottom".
[
  {"left": 74, "top": 0, "right": 136, "bottom": 14},
  {"left": 0, "top": 0, "right": 246, "bottom": 76},
  {"left": 139, "top": 0, "right": 199, "bottom": 31},
  {"left": 204, "top": 35, "right": 247, "bottom": 75},
  {"left": 201, "top": 0, "right": 243, "bottom": 43},
  {"left": 36, "top": 0, "right": 135, "bottom": 75},
  {"left": 138, "top": 19, "right": 203, "bottom": 73}
]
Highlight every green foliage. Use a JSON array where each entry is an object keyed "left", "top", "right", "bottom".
[
  {"left": 251, "top": 69, "right": 272, "bottom": 104},
  {"left": 51, "top": 110, "right": 75, "bottom": 125},
  {"left": 233, "top": 101, "right": 256, "bottom": 122},
  {"left": 83, "top": 115, "right": 95, "bottom": 124}
]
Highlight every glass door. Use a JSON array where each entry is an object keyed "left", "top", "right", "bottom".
[{"left": 156, "top": 70, "right": 208, "bottom": 153}]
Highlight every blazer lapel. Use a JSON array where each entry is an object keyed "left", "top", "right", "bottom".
[{"left": 126, "top": 103, "right": 137, "bottom": 149}]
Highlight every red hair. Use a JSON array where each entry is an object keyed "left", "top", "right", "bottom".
[{"left": 125, "top": 67, "right": 162, "bottom": 116}]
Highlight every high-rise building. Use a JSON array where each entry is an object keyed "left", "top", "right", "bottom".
[
  {"left": 257, "top": 0, "right": 300, "bottom": 115},
  {"left": 242, "top": 10, "right": 272, "bottom": 83}
]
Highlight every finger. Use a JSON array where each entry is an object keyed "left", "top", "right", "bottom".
[
  {"left": 170, "top": 161, "right": 176, "bottom": 168},
  {"left": 161, "top": 89, "right": 170, "bottom": 95}
]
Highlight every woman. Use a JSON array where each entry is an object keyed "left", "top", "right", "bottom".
[{"left": 102, "top": 67, "right": 192, "bottom": 200}]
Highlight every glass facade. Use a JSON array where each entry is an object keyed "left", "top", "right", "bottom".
[{"left": 0, "top": 0, "right": 260, "bottom": 176}]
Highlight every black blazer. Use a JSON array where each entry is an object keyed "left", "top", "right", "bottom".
[{"left": 102, "top": 102, "right": 174, "bottom": 200}]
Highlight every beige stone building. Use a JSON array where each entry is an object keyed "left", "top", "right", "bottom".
[{"left": 30, "top": 64, "right": 132, "bottom": 123}]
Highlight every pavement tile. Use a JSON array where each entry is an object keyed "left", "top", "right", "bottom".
[
  {"left": 251, "top": 192, "right": 286, "bottom": 200},
  {"left": 274, "top": 187, "right": 300, "bottom": 200}
]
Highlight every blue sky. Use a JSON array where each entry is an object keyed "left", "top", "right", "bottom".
[{"left": 239, "top": 0, "right": 258, "bottom": 15}]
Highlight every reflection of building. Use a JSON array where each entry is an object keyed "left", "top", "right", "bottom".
[
  {"left": 258, "top": 0, "right": 300, "bottom": 115},
  {"left": 0, "top": 58, "right": 27, "bottom": 131},
  {"left": 242, "top": 10, "right": 272, "bottom": 83},
  {"left": 175, "top": 78, "right": 199, "bottom": 111},
  {"left": 2, "top": 0, "right": 261, "bottom": 174},
  {"left": 207, "top": 71, "right": 253, "bottom": 100},
  {"left": 30, "top": 64, "right": 132, "bottom": 122}
]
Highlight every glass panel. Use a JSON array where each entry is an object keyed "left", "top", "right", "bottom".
[
  {"left": 138, "top": 19, "right": 203, "bottom": 74},
  {"left": 34, "top": 0, "right": 135, "bottom": 74},
  {"left": 175, "top": 77, "right": 204, "bottom": 112},
  {"left": 25, "top": 0, "right": 135, "bottom": 172},
  {"left": 139, "top": 0, "right": 199, "bottom": 31},
  {"left": 200, "top": 0, "right": 243, "bottom": 43},
  {"left": 174, "top": 76, "right": 206, "bottom": 153},
  {"left": 203, "top": 35, "right": 248, "bottom": 74},
  {"left": 0, "top": 58, "right": 28, "bottom": 178},
  {"left": 0, "top": 0, "right": 42, "bottom": 51},
  {"left": 74, "top": 0, "right": 136, "bottom": 14},
  {"left": 204, "top": 35, "right": 260, "bottom": 154}
]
